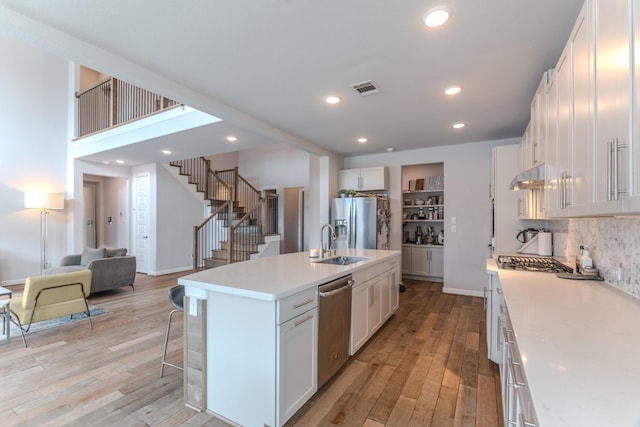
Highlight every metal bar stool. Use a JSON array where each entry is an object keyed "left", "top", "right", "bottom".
[{"left": 160, "top": 284, "right": 184, "bottom": 378}]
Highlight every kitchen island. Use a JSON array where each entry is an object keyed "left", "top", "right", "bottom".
[
  {"left": 487, "top": 259, "right": 640, "bottom": 427},
  {"left": 179, "top": 249, "right": 400, "bottom": 427}
]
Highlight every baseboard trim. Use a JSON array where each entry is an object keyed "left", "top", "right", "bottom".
[
  {"left": 148, "top": 266, "right": 193, "bottom": 276},
  {"left": 442, "top": 286, "right": 484, "bottom": 298}
]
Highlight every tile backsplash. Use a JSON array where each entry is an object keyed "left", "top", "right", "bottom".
[{"left": 550, "top": 217, "right": 640, "bottom": 298}]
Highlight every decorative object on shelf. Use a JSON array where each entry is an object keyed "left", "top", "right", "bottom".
[
  {"left": 415, "top": 198, "right": 425, "bottom": 205},
  {"left": 338, "top": 189, "right": 356, "bottom": 198},
  {"left": 408, "top": 180, "right": 416, "bottom": 191},
  {"left": 415, "top": 178, "right": 425, "bottom": 191}
]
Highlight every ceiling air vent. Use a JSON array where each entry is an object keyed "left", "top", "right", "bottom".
[{"left": 350, "top": 80, "right": 381, "bottom": 97}]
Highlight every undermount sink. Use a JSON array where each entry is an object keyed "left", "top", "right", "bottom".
[{"left": 314, "top": 256, "right": 369, "bottom": 265}]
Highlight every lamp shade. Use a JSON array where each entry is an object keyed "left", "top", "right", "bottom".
[{"left": 25, "top": 192, "right": 65, "bottom": 209}]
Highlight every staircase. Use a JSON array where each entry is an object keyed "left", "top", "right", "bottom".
[{"left": 169, "top": 157, "right": 279, "bottom": 270}]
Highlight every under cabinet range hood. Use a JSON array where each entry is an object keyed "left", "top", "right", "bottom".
[{"left": 509, "top": 164, "right": 546, "bottom": 190}]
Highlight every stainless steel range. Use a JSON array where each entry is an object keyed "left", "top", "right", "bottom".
[{"left": 496, "top": 255, "right": 573, "bottom": 273}]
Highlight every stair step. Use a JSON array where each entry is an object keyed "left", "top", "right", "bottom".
[
  {"left": 204, "top": 258, "right": 228, "bottom": 269},
  {"left": 211, "top": 250, "right": 254, "bottom": 261},
  {"left": 220, "top": 241, "right": 262, "bottom": 251}
]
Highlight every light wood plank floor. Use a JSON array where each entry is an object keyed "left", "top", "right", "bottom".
[{"left": 0, "top": 274, "right": 501, "bottom": 426}]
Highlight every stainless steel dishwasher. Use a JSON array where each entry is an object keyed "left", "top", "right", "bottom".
[{"left": 317, "top": 274, "right": 353, "bottom": 388}]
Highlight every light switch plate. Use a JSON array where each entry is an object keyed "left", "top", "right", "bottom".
[
  {"left": 451, "top": 225, "right": 457, "bottom": 233},
  {"left": 451, "top": 216, "right": 457, "bottom": 224}
]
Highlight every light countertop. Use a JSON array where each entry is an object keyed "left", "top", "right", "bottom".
[
  {"left": 179, "top": 249, "right": 400, "bottom": 301},
  {"left": 487, "top": 259, "right": 640, "bottom": 426}
]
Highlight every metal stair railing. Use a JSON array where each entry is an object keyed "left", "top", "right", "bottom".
[{"left": 171, "top": 159, "right": 277, "bottom": 269}]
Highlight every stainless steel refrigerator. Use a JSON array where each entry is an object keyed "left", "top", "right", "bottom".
[{"left": 330, "top": 197, "right": 390, "bottom": 250}]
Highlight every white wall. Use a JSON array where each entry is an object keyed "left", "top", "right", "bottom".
[
  {"left": 0, "top": 34, "right": 70, "bottom": 283},
  {"left": 155, "top": 164, "right": 204, "bottom": 274},
  {"left": 345, "top": 138, "right": 519, "bottom": 296}
]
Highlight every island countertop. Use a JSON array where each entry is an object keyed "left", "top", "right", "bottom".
[
  {"left": 487, "top": 259, "right": 640, "bottom": 427},
  {"left": 179, "top": 249, "right": 400, "bottom": 301}
]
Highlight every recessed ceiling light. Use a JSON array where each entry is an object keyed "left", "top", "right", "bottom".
[
  {"left": 325, "top": 96, "right": 342, "bottom": 104},
  {"left": 103, "top": 161, "right": 110, "bottom": 164},
  {"left": 387, "top": 147, "right": 395, "bottom": 152},
  {"left": 445, "top": 86, "right": 462, "bottom": 95},
  {"left": 162, "top": 149, "right": 172, "bottom": 155},
  {"left": 424, "top": 6, "right": 452, "bottom": 28},
  {"left": 357, "top": 137, "right": 368, "bottom": 143},
  {"left": 226, "top": 135, "right": 238, "bottom": 142},
  {"left": 452, "top": 122, "right": 465, "bottom": 129},
  {"left": 116, "top": 160, "right": 125, "bottom": 164}
]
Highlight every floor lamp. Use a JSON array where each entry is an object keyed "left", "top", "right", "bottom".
[{"left": 25, "top": 192, "right": 65, "bottom": 273}]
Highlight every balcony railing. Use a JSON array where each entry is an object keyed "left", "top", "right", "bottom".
[{"left": 75, "top": 78, "right": 181, "bottom": 138}]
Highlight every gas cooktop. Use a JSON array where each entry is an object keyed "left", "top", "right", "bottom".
[{"left": 496, "top": 255, "right": 574, "bottom": 274}]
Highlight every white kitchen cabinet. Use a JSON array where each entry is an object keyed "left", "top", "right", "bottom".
[
  {"left": 402, "top": 245, "right": 444, "bottom": 279},
  {"left": 204, "top": 286, "right": 318, "bottom": 427},
  {"left": 592, "top": 0, "right": 630, "bottom": 214},
  {"left": 545, "top": 68, "right": 559, "bottom": 218},
  {"left": 551, "top": 2, "right": 590, "bottom": 217},
  {"left": 530, "top": 74, "right": 547, "bottom": 168},
  {"left": 401, "top": 249, "right": 412, "bottom": 275},
  {"left": 410, "top": 246, "right": 430, "bottom": 276},
  {"left": 486, "top": 271, "right": 504, "bottom": 364},
  {"left": 350, "top": 255, "right": 400, "bottom": 355},
  {"left": 351, "top": 281, "right": 369, "bottom": 354},
  {"left": 277, "top": 307, "right": 317, "bottom": 423},
  {"left": 339, "top": 166, "right": 388, "bottom": 191},
  {"left": 367, "top": 278, "right": 382, "bottom": 334}
]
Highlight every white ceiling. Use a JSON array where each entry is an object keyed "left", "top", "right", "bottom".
[{"left": 0, "top": 0, "right": 584, "bottom": 163}]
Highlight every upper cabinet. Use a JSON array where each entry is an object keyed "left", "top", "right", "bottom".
[
  {"left": 592, "top": 0, "right": 631, "bottom": 214},
  {"left": 339, "top": 166, "right": 389, "bottom": 191},
  {"left": 541, "top": 0, "right": 640, "bottom": 217}
]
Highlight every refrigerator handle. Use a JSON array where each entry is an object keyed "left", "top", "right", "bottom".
[{"left": 352, "top": 202, "right": 357, "bottom": 248}]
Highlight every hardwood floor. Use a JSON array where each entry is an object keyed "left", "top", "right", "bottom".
[{"left": 0, "top": 274, "right": 501, "bottom": 427}]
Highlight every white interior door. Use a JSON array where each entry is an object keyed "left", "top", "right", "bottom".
[
  {"left": 83, "top": 184, "right": 97, "bottom": 248},
  {"left": 133, "top": 173, "right": 150, "bottom": 274}
]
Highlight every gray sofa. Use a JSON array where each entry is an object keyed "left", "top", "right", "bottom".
[{"left": 44, "top": 247, "right": 136, "bottom": 294}]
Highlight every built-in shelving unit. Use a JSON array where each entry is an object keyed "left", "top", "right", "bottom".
[{"left": 401, "top": 163, "right": 444, "bottom": 281}]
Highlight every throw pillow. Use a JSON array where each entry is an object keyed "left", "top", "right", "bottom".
[
  {"left": 105, "top": 247, "right": 128, "bottom": 257},
  {"left": 81, "top": 247, "right": 106, "bottom": 266}
]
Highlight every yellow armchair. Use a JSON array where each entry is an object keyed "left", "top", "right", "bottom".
[{"left": 10, "top": 270, "right": 93, "bottom": 346}]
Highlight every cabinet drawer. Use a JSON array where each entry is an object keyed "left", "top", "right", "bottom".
[
  {"left": 352, "top": 263, "right": 382, "bottom": 286},
  {"left": 277, "top": 287, "right": 318, "bottom": 324},
  {"left": 383, "top": 256, "right": 399, "bottom": 272}
]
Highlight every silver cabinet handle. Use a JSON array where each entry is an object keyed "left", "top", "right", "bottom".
[
  {"left": 292, "top": 298, "right": 315, "bottom": 309},
  {"left": 613, "top": 137, "right": 619, "bottom": 200},
  {"left": 607, "top": 139, "right": 613, "bottom": 201},
  {"left": 293, "top": 313, "right": 314, "bottom": 328},
  {"left": 500, "top": 303, "right": 508, "bottom": 316},
  {"left": 483, "top": 287, "right": 487, "bottom": 311}
]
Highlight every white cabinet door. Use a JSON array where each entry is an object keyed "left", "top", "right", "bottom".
[
  {"left": 278, "top": 308, "right": 317, "bottom": 424},
  {"left": 410, "top": 247, "right": 430, "bottom": 276},
  {"left": 360, "top": 166, "right": 388, "bottom": 191},
  {"left": 368, "top": 278, "right": 382, "bottom": 334},
  {"left": 350, "top": 283, "right": 369, "bottom": 354},
  {"left": 429, "top": 247, "right": 444, "bottom": 279},
  {"left": 338, "top": 169, "right": 361, "bottom": 191},
  {"left": 401, "top": 248, "right": 412, "bottom": 275},
  {"left": 570, "top": 3, "right": 591, "bottom": 216},
  {"left": 389, "top": 267, "right": 399, "bottom": 314},
  {"left": 555, "top": 44, "right": 571, "bottom": 217},
  {"left": 554, "top": 3, "right": 590, "bottom": 217},
  {"left": 381, "top": 270, "right": 391, "bottom": 321},
  {"left": 545, "top": 69, "right": 559, "bottom": 218},
  {"left": 592, "top": 0, "right": 630, "bottom": 214},
  {"left": 339, "top": 167, "right": 388, "bottom": 191}
]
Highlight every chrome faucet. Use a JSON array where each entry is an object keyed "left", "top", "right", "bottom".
[{"left": 320, "top": 223, "right": 337, "bottom": 258}]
